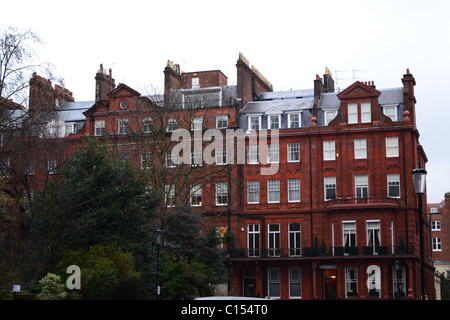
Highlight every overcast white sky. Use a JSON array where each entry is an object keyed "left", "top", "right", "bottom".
[{"left": 2, "top": 0, "right": 450, "bottom": 203}]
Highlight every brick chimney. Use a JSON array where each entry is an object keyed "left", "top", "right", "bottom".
[
  {"left": 29, "top": 73, "right": 74, "bottom": 117},
  {"left": 95, "top": 64, "right": 116, "bottom": 102},
  {"left": 401, "top": 69, "right": 417, "bottom": 127},
  {"left": 164, "top": 60, "right": 182, "bottom": 101}
]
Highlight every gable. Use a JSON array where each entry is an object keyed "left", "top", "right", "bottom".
[
  {"left": 337, "top": 81, "right": 380, "bottom": 100},
  {"left": 107, "top": 83, "right": 141, "bottom": 99}
]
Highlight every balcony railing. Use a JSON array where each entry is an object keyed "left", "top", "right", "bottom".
[
  {"left": 229, "top": 245, "right": 415, "bottom": 259},
  {"left": 326, "top": 195, "right": 401, "bottom": 207}
]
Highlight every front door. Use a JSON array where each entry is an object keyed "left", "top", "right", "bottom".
[
  {"left": 324, "top": 269, "right": 337, "bottom": 300},
  {"left": 243, "top": 269, "right": 257, "bottom": 297}
]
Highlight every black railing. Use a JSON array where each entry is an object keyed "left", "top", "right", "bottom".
[
  {"left": 229, "top": 245, "right": 415, "bottom": 259},
  {"left": 326, "top": 195, "right": 401, "bottom": 207}
]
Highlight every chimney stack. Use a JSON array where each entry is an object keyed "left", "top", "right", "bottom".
[{"left": 95, "top": 64, "right": 116, "bottom": 102}]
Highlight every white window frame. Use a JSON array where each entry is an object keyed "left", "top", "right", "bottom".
[
  {"left": 167, "top": 118, "right": 178, "bottom": 132},
  {"left": 343, "top": 221, "right": 356, "bottom": 255},
  {"left": 361, "top": 102, "right": 371, "bottom": 123},
  {"left": 192, "top": 77, "right": 200, "bottom": 89},
  {"left": 386, "top": 136, "right": 399, "bottom": 157},
  {"left": 355, "top": 174, "right": 369, "bottom": 198},
  {"left": 215, "top": 181, "right": 228, "bottom": 206},
  {"left": 345, "top": 267, "right": 358, "bottom": 298},
  {"left": 354, "top": 138, "right": 367, "bottom": 159},
  {"left": 268, "top": 223, "right": 280, "bottom": 257},
  {"left": 324, "top": 176, "right": 337, "bottom": 200},
  {"left": 166, "top": 150, "right": 177, "bottom": 168},
  {"left": 348, "top": 103, "right": 358, "bottom": 124},
  {"left": 367, "top": 220, "right": 381, "bottom": 254},
  {"left": 247, "top": 180, "right": 260, "bottom": 204},
  {"left": 287, "top": 112, "right": 301, "bottom": 128},
  {"left": 248, "top": 115, "right": 261, "bottom": 131},
  {"left": 268, "top": 268, "right": 281, "bottom": 298},
  {"left": 215, "top": 147, "right": 227, "bottom": 165},
  {"left": 118, "top": 118, "right": 129, "bottom": 134},
  {"left": 288, "top": 178, "right": 301, "bottom": 202},
  {"left": 142, "top": 116, "right": 152, "bottom": 133},
  {"left": 141, "top": 152, "right": 152, "bottom": 169},
  {"left": 216, "top": 114, "right": 228, "bottom": 129},
  {"left": 387, "top": 173, "right": 400, "bottom": 198},
  {"left": 432, "top": 220, "right": 441, "bottom": 231},
  {"left": 324, "top": 109, "right": 338, "bottom": 125},
  {"left": 289, "top": 223, "right": 301, "bottom": 257},
  {"left": 165, "top": 184, "right": 175, "bottom": 207},
  {"left": 289, "top": 268, "right": 302, "bottom": 299},
  {"left": 433, "top": 237, "right": 442, "bottom": 251},
  {"left": 268, "top": 114, "right": 281, "bottom": 130},
  {"left": 248, "top": 224, "right": 260, "bottom": 257},
  {"left": 383, "top": 105, "right": 398, "bottom": 121},
  {"left": 267, "top": 179, "right": 280, "bottom": 203},
  {"left": 191, "top": 116, "right": 203, "bottom": 131},
  {"left": 323, "top": 140, "right": 336, "bottom": 161},
  {"left": 190, "top": 184, "right": 202, "bottom": 206},
  {"left": 247, "top": 145, "right": 259, "bottom": 164},
  {"left": 268, "top": 143, "right": 279, "bottom": 163},
  {"left": 287, "top": 142, "right": 300, "bottom": 162},
  {"left": 95, "top": 119, "right": 105, "bottom": 136}
]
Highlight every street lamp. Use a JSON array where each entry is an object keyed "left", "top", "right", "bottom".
[
  {"left": 155, "top": 228, "right": 162, "bottom": 299},
  {"left": 412, "top": 161, "right": 427, "bottom": 300}
]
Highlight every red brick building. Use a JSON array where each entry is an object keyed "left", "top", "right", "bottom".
[
  {"left": 228, "top": 66, "right": 434, "bottom": 300},
  {"left": 428, "top": 193, "right": 450, "bottom": 279},
  {"left": 1, "top": 54, "right": 434, "bottom": 300}
]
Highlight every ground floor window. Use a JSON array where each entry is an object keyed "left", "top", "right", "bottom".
[
  {"left": 393, "top": 265, "right": 406, "bottom": 298},
  {"left": 345, "top": 267, "right": 358, "bottom": 298},
  {"left": 268, "top": 268, "right": 281, "bottom": 298},
  {"left": 289, "top": 268, "right": 302, "bottom": 298}
]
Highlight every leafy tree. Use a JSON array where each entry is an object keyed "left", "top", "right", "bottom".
[
  {"left": 38, "top": 273, "right": 67, "bottom": 300},
  {"left": 162, "top": 253, "right": 215, "bottom": 300},
  {"left": 57, "top": 243, "right": 141, "bottom": 300},
  {"left": 25, "top": 137, "right": 158, "bottom": 272}
]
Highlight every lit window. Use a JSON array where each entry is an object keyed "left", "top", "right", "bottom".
[
  {"left": 216, "top": 182, "right": 228, "bottom": 206},
  {"left": 190, "top": 184, "right": 202, "bottom": 206}
]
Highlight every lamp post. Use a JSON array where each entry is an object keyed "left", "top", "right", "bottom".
[
  {"left": 412, "top": 161, "right": 427, "bottom": 300},
  {"left": 155, "top": 228, "right": 162, "bottom": 299}
]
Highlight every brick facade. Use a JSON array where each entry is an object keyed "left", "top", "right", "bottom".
[{"left": 1, "top": 54, "right": 435, "bottom": 300}]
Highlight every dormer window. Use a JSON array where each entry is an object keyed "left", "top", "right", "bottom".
[
  {"left": 324, "top": 110, "right": 338, "bottom": 125},
  {"left": 268, "top": 114, "right": 281, "bottom": 129},
  {"left": 382, "top": 105, "right": 398, "bottom": 121},
  {"left": 248, "top": 115, "right": 261, "bottom": 131},
  {"left": 287, "top": 112, "right": 301, "bottom": 128}
]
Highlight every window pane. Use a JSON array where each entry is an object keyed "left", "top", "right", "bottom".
[
  {"left": 268, "top": 179, "right": 280, "bottom": 203},
  {"left": 288, "top": 178, "right": 300, "bottom": 202}
]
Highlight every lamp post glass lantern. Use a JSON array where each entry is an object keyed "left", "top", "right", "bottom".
[{"left": 412, "top": 161, "right": 427, "bottom": 195}]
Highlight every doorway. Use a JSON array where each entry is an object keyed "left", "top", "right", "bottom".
[
  {"left": 243, "top": 269, "right": 257, "bottom": 297},
  {"left": 324, "top": 269, "right": 337, "bottom": 300}
]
